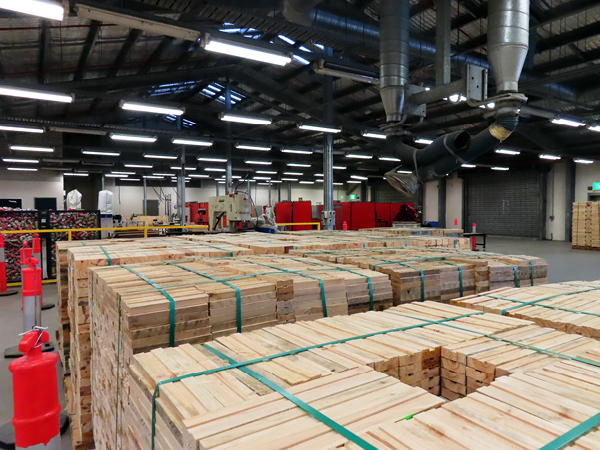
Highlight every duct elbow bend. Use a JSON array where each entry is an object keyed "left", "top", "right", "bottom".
[{"left": 489, "top": 115, "right": 520, "bottom": 142}]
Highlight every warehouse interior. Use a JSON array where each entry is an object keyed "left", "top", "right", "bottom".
[{"left": 1, "top": 0, "right": 600, "bottom": 449}]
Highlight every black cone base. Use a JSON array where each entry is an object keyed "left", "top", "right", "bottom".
[
  {"left": 42, "top": 302, "right": 55, "bottom": 311},
  {"left": 0, "top": 414, "right": 69, "bottom": 449},
  {"left": 0, "top": 291, "right": 17, "bottom": 297}
]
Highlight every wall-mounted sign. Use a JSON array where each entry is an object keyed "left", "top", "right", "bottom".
[
  {"left": 594, "top": 182, "right": 600, "bottom": 190},
  {"left": 350, "top": 194, "right": 357, "bottom": 200}
]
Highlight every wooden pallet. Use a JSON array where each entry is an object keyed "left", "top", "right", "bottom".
[
  {"left": 573, "top": 202, "right": 600, "bottom": 249},
  {"left": 346, "top": 359, "right": 600, "bottom": 449}
]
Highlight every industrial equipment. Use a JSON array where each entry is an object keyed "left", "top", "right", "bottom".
[{"left": 209, "top": 193, "right": 252, "bottom": 231}]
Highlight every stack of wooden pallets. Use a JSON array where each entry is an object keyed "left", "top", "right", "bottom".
[
  {"left": 452, "top": 281, "right": 600, "bottom": 338},
  {"left": 347, "top": 359, "right": 600, "bottom": 449},
  {"left": 121, "top": 302, "right": 529, "bottom": 450},
  {"left": 573, "top": 201, "right": 600, "bottom": 249}
]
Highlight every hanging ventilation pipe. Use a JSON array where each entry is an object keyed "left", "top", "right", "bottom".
[{"left": 385, "top": 0, "right": 529, "bottom": 190}]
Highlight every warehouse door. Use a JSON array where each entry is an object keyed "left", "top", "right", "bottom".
[{"left": 464, "top": 170, "right": 544, "bottom": 238}]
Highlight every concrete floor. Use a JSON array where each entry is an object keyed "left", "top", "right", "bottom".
[{"left": 0, "top": 237, "right": 596, "bottom": 448}]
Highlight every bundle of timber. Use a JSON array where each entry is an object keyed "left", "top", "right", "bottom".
[
  {"left": 440, "top": 323, "right": 600, "bottom": 399},
  {"left": 573, "top": 201, "right": 600, "bottom": 249},
  {"left": 359, "top": 226, "right": 464, "bottom": 237},
  {"left": 346, "top": 359, "right": 600, "bottom": 450},
  {"left": 123, "top": 302, "right": 529, "bottom": 450},
  {"left": 452, "top": 280, "right": 600, "bottom": 338},
  {"left": 63, "top": 242, "right": 252, "bottom": 450}
]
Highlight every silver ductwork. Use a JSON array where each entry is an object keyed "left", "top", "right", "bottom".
[
  {"left": 379, "top": 0, "right": 410, "bottom": 123},
  {"left": 282, "top": 0, "right": 324, "bottom": 26},
  {"left": 488, "top": 0, "right": 530, "bottom": 93}
]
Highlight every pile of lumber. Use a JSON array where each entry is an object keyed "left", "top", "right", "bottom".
[
  {"left": 347, "top": 359, "right": 600, "bottom": 449},
  {"left": 122, "top": 302, "right": 529, "bottom": 450},
  {"left": 573, "top": 201, "right": 600, "bottom": 249},
  {"left": 440, "top": 323, "right": 600, "bottom": 399},
  {"left": 452, "top": 281, "right": 600, "bottom": 339},
  {"left": 359, "top": 227, "right": 464, "bottom": 237}
]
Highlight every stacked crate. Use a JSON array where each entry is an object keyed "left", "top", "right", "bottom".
[{"left": 572, "top": 201, "right": 600, "bottom": 249}]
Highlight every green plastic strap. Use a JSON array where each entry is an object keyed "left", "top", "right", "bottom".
[
  {"left": 166, "top": 263, "right": 244, "bottom": 332},
  {"left": 454, "top": 239, "right": 457, "bottom": 248},
  {"left": 203, "top": 345, "right": 379, "bottom": 450},
  {"left": 201, "top": 243, "right": 234, "bottom": 256},
  {"left": 438, "top": 261, "right": 463, "bottom": 297},
  {"left": 148, "top": 310, "right": 484, "bottom": 449},
  {"left": 529, "top": 260, "right": 534, "bottom": 286},
  {"left": 371, "top": 257, "right": 428, "bottom": 302},
  {"left": 538, "top": 413, "right": 600, "bottom": 450},
  {"left": 122, "top": 266, "right": 177, "bottom": 346},
  {"left": 115, "top": 293, "right": 123, "bottom": 450},
  {"left": 513, "top": 266, "right": 520, "bottom": 288},
  {"left": 288, "top": 258, "right": 376, "bottom": 311},
  {"left": 482, "top": 294, "right": 600, "bottom": 319},
  {"left": 496, "top": 286, "right": 600, "bottom": 316},
  {"left": 99, "top": 246, "right": 111, "bottom": 266}
]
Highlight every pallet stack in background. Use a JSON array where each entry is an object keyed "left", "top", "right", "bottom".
[{"left": 572, "top": 201, "right": 600, "bottom": 249}]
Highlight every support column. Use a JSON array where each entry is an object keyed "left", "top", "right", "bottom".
[
  {"left": 565, "top": 160, "right": 576, "bottom": 242},
  {"left": 225, "top": 83, "right": 233, "bottom": 194},
  {"left": 322, "top": 48, "right": 335, "bottom": 230},
  {"left": 438, "top": 177, "right": 447, "bottom": 228},
  {"left": 288, "top": 181, "right": 292, "bottom": 201},
  {"left": 436, "top": 0, "right": 452, "bottom": 86},
  {"left": 176, "top": 116, "right": 185, "bottom": 224},
  {"left": 361, "top": 181, "right": 368, "bottom": 202},
  {"left": 143, "top": 178, "right": 147, "bottom": 215}
]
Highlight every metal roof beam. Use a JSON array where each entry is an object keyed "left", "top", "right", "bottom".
[
  {"left": 137, "top": 36, "right": 175, "bottom": 75},
  {"left": 38, "top": 20, "right": 51, "bottom": 85},
  {"left": 74, "top": 20, "right": 101, "bottom": 82}
]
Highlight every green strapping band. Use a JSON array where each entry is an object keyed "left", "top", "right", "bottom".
[
  {"left": 200, "top": 243, "right": 234, "bottom": 256},
  {"left": 203, "top": 344, "right": 379, "bottom": 450},
  {"left": 538, "top": 413, "right": 600, "bottom": 450},
  {"left": 438, "top": 261, "right": 464, "bottom": 297},
  {"left": 122, "top": 266, "right": 177, "bottom": 347},
  {"left": 289, "top": 258, "right": 376, "bottom": 311},
  {"left": 371, "top": 257, "right": 430, "bottom": 302},
  {"left": 148, "top": 311, "right": 485, "bottom": 449},
  {"left": 513, "top": 266, "right": 520, "bottom": 288},
  {"left": 115, "top": 294, "right": 123, "bottom": 450},
  {"left": 482, "top": 294, "right": 600, "bottom": 319},
  {"left": 99, "top": 246, "right": 111, "bottom": 266},
  {"left": 496, "top": 286, "right": 600, "bottom": 316}
]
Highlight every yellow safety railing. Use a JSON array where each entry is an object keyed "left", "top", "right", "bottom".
[
  {"left": 278, "top": 222, "right": 322, "bottom": 230},
  {"left": 0, "top": 224, "right": 209, "bottom": 239}
]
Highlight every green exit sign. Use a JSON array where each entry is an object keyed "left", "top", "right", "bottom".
[
  {"left": 594, "top": 182, "right": 600, "bottom": 191},
  {"left": 350, "top": 194, "right": 357, "bottom": 200}
]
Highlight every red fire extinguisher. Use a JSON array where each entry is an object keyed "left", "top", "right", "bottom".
[{"left": 9, "top": 329, "right": 61, "bottom": 449}]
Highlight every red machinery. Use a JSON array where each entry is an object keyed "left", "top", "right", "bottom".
[{"left": 186, "top": 202, "right": 209, "bottom": 225}]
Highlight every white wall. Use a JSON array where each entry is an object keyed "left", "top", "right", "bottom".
[
  {"left": 446, "top": 173, "right": 463, "bottom": 229},
  {"left": 575, "top": 163, "right": 599, "bottom": 202},
  {"left": 423, "top": 181, "right": 439, "bottom": 223},
  {"left": 0, "top": 171, "right": 63, "bottom": 209},
  {"left": 546, "top": 162, "right": 567, "bottom": 241}
]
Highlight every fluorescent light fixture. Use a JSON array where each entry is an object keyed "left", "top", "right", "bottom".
[
  {"left": 588, "top": 126, "right": 600, "bottom": 133},
  {"left": 461, "top": 164, "right": 476, "bottom": 168},
  {"left": 415, "top": 138, "right": 434, "bottom": 145},
  {"left": 333, "top": 166, "right": 346, "bottom": 170},
  {"left": 204, "top": 38, "right": 292, "bottom": 66},
  {"left": 0, "top": 124, "right": 44, "bottom": 133},
  {"left": 154, "top": 173, "right": 175, "bottom": 177},
  {"left": 125, "top": 164, "right": 153, "bottom": 169},
  {"left": 299, "top": 181, "right": 314, "bottom": 184},
  {"left": 63, "top": 172, "right": 88, "bottom": 177},
  {"left": 333, "top": 182, "right": 344, "bottom": 186},
  {"left": 7, "top": 167, "right": 38, "bottom": 172},
  {"left": 347, "top": 180, "right": 361, "bottom": 184},
  {"left": 217, "top": 181, "right": 226, "bottom": 184},
  {"left": 281, "top": 149, "right": 313, "bottom": 155},
  {"left": 120, "top": 101, "right": 184, "bottom": 116},
  {"left": 10, "top": 146, "right": 53, "bottom": 153},
  {"left": 379, "top": 156, "right": 401, "bottom": 162},
  {"left": 105, "top": 174, "right": 125, "bottom": 178},
  {"left": 236, "top": 144, "right": 271, "bottom": 152},
  {"left": 172, "top": 138, "right": 212, "bottom": 147},
  {"left": 362, "top": 131, "right": 386, "bottom": 140},
  {"left": 491, "top": 167, "right": 509, "bottom": 171},
  {"left": 540, "top": 154, "right": 561, "bottom": 160},
  {"left": 205, "top": 168, "right": 226, "bottom": 172},
  {"left": 0, "top": 0, "right": 64, "bottom": 20},
  {"left": 246, "top": 160, "right": 271, "bottom": 165},
  {"left": 346, "top": 154, "right": 373, "bottom": 159},
  {"left": 0, "top": 85, "right": 72, "bottom": 103},
  {"left": 314, "top": 173, "right": 324, "bottom": 177},
  {"left": 496, "top": 149, "right": 520, "bottom": 155},
  {"left": 111, "top": 134, "right": 157, "bottom": 143},
  {"left": 574, "top": 159, "right": 594, "bottom": 164},
  {"left": 552, "top": 118, "right": 585, "bottom": 127},
  {"left": 287, "top": 163, "right": 311, "bottom": 167},
  {"left": 112, "top": 171, "right": 135, "bottom": 175},
  {"left": 270, "top": 180, "right": 282, "bottom": 183},
  {"left": 351, "top": 175, "right": 368, "bottom": 180},
  {"left": 316, "top": 179, "right": 324, "bottom": 183},
  {"left": 396, "top": 170, "right": 413, "bottom": 174},
  {"left": 197, "top": 157, "right": 227, "bottom": 162},
  {"left": 121, "top": 178, "right": 139, "bottom": 181},
  {"left": 284, "top": 172, "right": 303, "bottom": 176},
  {"left": 254, "top": 176, "right": 272, "bottom": 180},
  {"left": 189, "top": 174, "right": 210, "bottom": 178},
  {"left": 144, "top": 154, "right": 177, "bottom": 160},
  {"left": 299, "top": 124, "right": 341, "bottom": 133},
  {"left": 221, "top": 114, "right": 272, "bottom": 126},
  {"left": 282, "top": 178, "right": 298, "bottom": 181},
  {"left": 256, "top": 171, "right": 277, "bottom": 174},
  {"left": 82, "top": 150, "right": 121, "bottom": 157},
  {"left": 258, "top": 183, "right": 271, "bottom": 186},
  {"left": 142, "top": 175, "right": 164, "bottom": 179},
  {"left": 2, "top": 158, "right": 38, "bottom": 164}
]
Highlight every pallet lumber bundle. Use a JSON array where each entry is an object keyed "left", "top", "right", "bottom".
[
  {"left": 573, "top": 201, "right": 600, "bottom": 249},
  {"left": 452, "top": 281, "right": 600, "bottom": 338},
  {"left": 123, "top": 302, "right": 529, "bottom": 450},
  {"left": 358, "top": 226, "right": 464, "bottom": 237},
  {"left": 345, "top": 359, "right": 600, "bottom": 450},
  {"left": 440, "top": 323, "right": 600, "bottom": 399}
]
